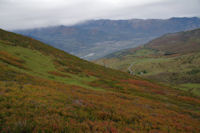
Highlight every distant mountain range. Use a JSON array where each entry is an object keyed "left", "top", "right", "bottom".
[
  {"left": 95, "top": 28, "right": 200, "bottom": 96},
  {"left": 15, "top": 17, "right": 200, "bottom": 60}
]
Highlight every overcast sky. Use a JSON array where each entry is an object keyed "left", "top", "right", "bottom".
[{"left": 0, "top": 0, "right": 200, "bottom": 30}]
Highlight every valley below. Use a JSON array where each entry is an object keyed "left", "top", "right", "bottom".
[
  {"left": 95, "top": 28, "right": 200, "bottom": 96},
  {"left": 15, "top": 17, "right": 200, "bottom": 60}
]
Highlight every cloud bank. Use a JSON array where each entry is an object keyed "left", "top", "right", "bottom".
[{"left": 0, "top": 0, "right": 200, "bottom": 30}]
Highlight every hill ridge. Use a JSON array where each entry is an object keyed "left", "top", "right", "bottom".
[{"left": 1, "top": 29, "right": 200, "bottom": 132}]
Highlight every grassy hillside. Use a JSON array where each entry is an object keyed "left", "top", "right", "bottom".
[
  {"left": 95, "top": 29, "right": 200, "bottom": 96},
  {"left": 146, "top": 28, "right": 200, "bottom": 54},
  {"left": 1, "top": 29, "right": 200, "bottom": 132}
]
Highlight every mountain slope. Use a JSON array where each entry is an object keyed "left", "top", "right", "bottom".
[
  {"left": 15, "top": 17, "right": 200, "bottom": 60},
  {"left": 1, "top": 29, "right": 200, "bottom": 132},
  {"left": 146, "top": 28, "right": 200, "bottom": 54},
  {"left": 95, "top": 29, "right": 200, "bottom": 96}
]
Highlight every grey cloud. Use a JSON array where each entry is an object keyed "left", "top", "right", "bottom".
[{"left": 0, "top": 0, "right": 199, "bottom": 30}]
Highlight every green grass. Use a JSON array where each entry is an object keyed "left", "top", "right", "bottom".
[
  {"left": 0, "top": 42, "right": 56, "bottom": 73},
  {"left": 95, "top": 47, "right": 200, "bottom": 96},
  {"left": 0, "top": 42, "right": 100, "bottom": 90},
  {"left": 180, "top": 83, "right": 200, "bottom": 96},
  {"left": 131, "top": 48, "right": 157, "bottom": 56}
]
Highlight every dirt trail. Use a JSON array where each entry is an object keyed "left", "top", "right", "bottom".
[{"left": 128, "top": 63, "right": 134, "bottom": 75}]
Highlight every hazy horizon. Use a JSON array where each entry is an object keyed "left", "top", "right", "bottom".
[
  {"left": 8, "top": 16, "right": 199, "bottom": 31},
  {"left": 0, "top": 0, "right": 200, "bottom": 30}
]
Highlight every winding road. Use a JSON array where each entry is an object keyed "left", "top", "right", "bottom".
[{"left": 128, "top": 63, "right": 135, "bottom": 75}]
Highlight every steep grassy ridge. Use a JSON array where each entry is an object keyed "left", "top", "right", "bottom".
[{"left": 0, "top": 29, "right": 200, "bottom": 132}]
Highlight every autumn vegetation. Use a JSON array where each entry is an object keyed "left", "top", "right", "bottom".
[{"left": 0, "top": 29, "right": 200, "bottom": 132}]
